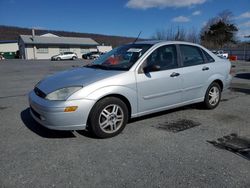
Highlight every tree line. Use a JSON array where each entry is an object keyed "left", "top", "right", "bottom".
[{"left": 152, "top": 10, "right": 239, "bottom": 49}]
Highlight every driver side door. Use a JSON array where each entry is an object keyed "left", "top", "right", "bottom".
[{"left": 136, "top": 44, "right": 182, "bottom": 114}]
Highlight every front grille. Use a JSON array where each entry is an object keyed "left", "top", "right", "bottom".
[
  {"left": 34, "top": 87, "right": 46, "bottom": 98},
  {"left": 30, "top": 107, "right": 41, "bottom": 120}
]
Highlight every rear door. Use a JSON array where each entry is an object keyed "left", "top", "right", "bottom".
[
  {"left": 136, "top": 44, "right": 182, "bottom": 113},
  {"left": 178, "top": 44, "right": 212, "bottom": 102}
]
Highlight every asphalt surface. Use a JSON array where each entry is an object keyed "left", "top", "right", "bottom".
[{"left": 0, "top": 59, "right": 250, "bottom": 188}]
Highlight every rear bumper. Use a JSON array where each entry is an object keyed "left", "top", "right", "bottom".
[{"left": 29, "top": 91, "right": 95, "bottom": 130}]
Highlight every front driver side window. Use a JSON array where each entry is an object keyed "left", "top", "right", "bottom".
[{"left": 143, "top": 45, "right": 178, "bottom": 71}]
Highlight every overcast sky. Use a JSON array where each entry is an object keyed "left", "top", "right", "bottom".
[{"left": 0, "top": 0, "right": 249, "bottom": 40}]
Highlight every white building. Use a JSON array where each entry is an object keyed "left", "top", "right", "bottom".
[
  {"left": 0, "top": 40, "right": 18, "bottom": 59},
  {"left": 18, "top": 33, "right": 99, "bottom": 59},
  {"left": 97, "top": 45, "right": 113, "bottom": 53}
]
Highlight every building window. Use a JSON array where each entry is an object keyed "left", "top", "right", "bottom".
[
  {"left": 37, "top": 47, "right": 48, "bottom": 53},
  {"left": 59, "top": 48, "right": 70, "bottom": 53}
]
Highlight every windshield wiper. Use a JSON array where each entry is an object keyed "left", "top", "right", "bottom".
[
  {"left": 84, "top": 64, "right": 128, "bottom": 71},
  {"left": 84, "top": 64, "right": 110, "bottom": 70}
]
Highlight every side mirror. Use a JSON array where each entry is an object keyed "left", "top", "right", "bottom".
[{"left": 143, "top": 65, "right": 160, "bottom": 73}]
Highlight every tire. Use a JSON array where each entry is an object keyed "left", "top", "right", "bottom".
[
  {"left": 87, "top": 56, "right": 90, "bottom": 60},
  {"left": 72, "top": 56, "right": 76, "bottom": 60},
  {"left": 203, "top": 82, "right": 221, "bottom": 109},
  {"left": 56, "top": 57, "right": 61, "bottom": 61},
  {"left": 88, "top": 97, "right": 128, "bottom": 138}
]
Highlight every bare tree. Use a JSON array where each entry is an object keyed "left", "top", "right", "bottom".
[
  {"left": 152, "top": 29, "right": 167, "bottom": 40},
  {"left": 165, "top": 27, "right": 175, "bottom": 40},
  {"left": 174, "top": 27, "right": 186, "bottom": 41},
  {"left": 152, "top": 27, "right": 177, "bottom": 41},
  {"left": 152, "top": 26, "right": 199, "bottom": 43},
  {"left": 186, "top": 27, "right": 200, "bottom": 43}
]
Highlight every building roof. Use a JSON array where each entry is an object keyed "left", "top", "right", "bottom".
[
  {"left": 19, "top": 35, "right": 99, "bottom": 46},
  {"left": 0, "top": 40, "right": 17, "bottom": 44},
  {"left": 40, "top": 33, "right": 59, "bottom": 37}
]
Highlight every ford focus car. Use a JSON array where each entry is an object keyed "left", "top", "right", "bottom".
[{"left": 29, "top": 41, "right": 232, "bottom": 138}]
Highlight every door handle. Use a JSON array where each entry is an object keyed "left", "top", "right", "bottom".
[
  {"left": 202, "top": 67, "right": 209, "bottom": 71},
  {"left": 170, "top": 72, "right": 180, "bottom": 77}
]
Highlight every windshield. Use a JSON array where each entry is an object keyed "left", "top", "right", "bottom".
[{"left": 86, "top": 44, "right": 152, "bottom": 71}]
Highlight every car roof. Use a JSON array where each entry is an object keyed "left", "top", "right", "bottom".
[
  {"left": 132, "top": 40, "right": 211, "bottom": 52},
  {"left": 133, "top": 40, "right": 202, "bottom": 46}
]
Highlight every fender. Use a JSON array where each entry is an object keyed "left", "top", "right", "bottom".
[
  {"left": 85, "top": 85, "right": 138, "bottom": 116},
  {"left": 204, "top": 73, "right": 225, "bottom": 93}
]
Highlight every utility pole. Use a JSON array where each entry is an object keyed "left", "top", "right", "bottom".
[{"left": 32, "top": 29, "right": 36, "bottom": 59}]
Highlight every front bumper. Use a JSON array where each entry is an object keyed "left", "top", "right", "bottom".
[{"left": 29, "top": 91, "right": 96, "bottom": 130}]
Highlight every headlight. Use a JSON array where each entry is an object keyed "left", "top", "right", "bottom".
[{"left": 46, "top": 86, "right": 82, "bottom": 101}]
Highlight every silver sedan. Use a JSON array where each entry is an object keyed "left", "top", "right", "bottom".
[{"left": 29, "top": 41, "right": 232, "bottom": 138}]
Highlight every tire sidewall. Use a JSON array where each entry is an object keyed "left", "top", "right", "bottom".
[
  {"left": 204, "top": 82, "right": 221, "bottom": 109},
  {"left": 88, "top": 97, "right": 128, "bottom": 138}
]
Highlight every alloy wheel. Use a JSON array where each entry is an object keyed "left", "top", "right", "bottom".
[
  {"left": 99, "top": 104, "right": 124, "bottom": 134},
  {"left": 208, "top": 86, "right": 220, "bottom": 106}
]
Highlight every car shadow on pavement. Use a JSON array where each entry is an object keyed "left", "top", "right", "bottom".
[
  {"left": 21, "top": 108, "right": 76, "bottom": 138},
  {"left": 230, "top": 87, "right": 250, "bottom": 95},
  {"left": 76, "top": 130, "right": 99, "bottom": 139},
  {"left": 235, "top": 73, "right": 250, "bottom": 80},
  {"left": 128, "top": 103, "right": 202, "bottom": 124}
]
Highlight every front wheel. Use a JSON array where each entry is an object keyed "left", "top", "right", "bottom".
[
  {"left": 203, "top": 82, "right": 221, "bottom": 109},
  {"left": 88, "top": 97, "right": 128, "bottom": 138}
]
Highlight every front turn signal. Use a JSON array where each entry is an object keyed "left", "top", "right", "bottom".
[{"left": 64, "top": 106, "right": 78, "bottom": 112}]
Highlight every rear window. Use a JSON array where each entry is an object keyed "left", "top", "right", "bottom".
[{"left": 202, "top": 49, "right": 215, "bottom": 63}]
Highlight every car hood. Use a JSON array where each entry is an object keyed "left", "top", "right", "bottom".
[{"left": 37, "top": 67, "right": 123, "bottom": 94}]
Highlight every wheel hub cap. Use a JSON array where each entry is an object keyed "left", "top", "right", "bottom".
[
  {"left": 99, "top": 104, "right": 124, "bottom": 134},
  {"left": 208, "top": 86, "right": 220, "bottom": 106}
]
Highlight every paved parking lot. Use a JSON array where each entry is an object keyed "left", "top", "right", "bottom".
[{"left": 0, "top": 59, "right": 250, "bottom": 187}]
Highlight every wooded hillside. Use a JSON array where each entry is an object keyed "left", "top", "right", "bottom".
[{"left": 0, "top": 25, "right": 138, "bottom": 47}]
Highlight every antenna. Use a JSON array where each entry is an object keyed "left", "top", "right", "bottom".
[{"left": 133, "top": 31, "right": 142, "bottom": 44}]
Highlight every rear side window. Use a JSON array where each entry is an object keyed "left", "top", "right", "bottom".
[
  {"left": 202, "top": 49, "right": 215, "bottom": 63},
  {"left": 179, "top": 45, "right": 204, "bottom": 67}
]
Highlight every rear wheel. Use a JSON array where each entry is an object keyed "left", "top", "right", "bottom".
[
  {"left": 203, "top": 82, "right": 221, "bottom": 109},
  {"left": 88, "top": 97, "right": 128, "bottom": 138}
]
